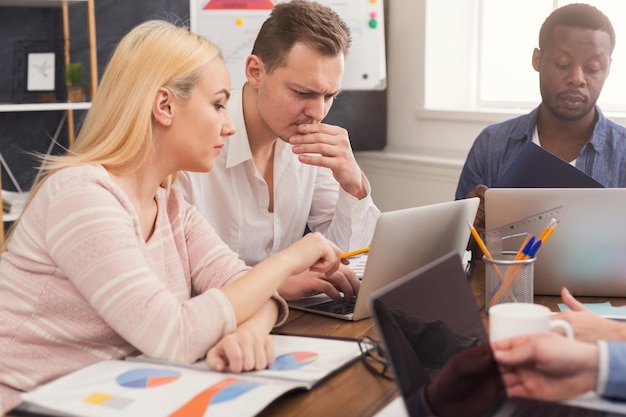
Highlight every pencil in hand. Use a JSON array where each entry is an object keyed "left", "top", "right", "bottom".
[{"left": 340, "top": 247, "right": 370, "bottom": 259}]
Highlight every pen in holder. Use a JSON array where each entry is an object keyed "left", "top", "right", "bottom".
[{"left": 485, "top": 251, "right": 536, "bottom": 310}]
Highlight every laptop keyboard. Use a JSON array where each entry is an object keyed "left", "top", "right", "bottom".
[
  {"left": 347, "top": 254, "right": 367, "bottom": 280},
  {"left": 306, "top": 297, "right": 357, "bottom": 315}
]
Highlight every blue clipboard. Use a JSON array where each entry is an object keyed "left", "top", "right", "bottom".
[{"left": 494, "top": 141, "right": 604, "bottom": 188}]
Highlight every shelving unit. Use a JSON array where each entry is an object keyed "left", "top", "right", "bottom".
[
  {"left": 0, "top": 0, "right": 98, "bottom": 243},
  {"left": 0, "top": 102, "right": 92, "bottom": 112}
]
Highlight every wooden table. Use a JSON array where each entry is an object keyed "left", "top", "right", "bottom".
[
  {"left": 260, "top": 310, "right": 397, "bottom": 417},
  {"left": 7, "top": 261, "right": 624, "bottom": 417},
  {"left": 265, "top": 261, "right": 626, "bottom": 417}
]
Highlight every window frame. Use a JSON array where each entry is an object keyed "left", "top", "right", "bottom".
[{"left": 424, "top": 0, "right": 626, "bottom": 117}]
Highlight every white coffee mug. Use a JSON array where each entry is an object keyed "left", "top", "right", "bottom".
[{"left": 489, "top": 302, "right": 574, "bottom": 342}]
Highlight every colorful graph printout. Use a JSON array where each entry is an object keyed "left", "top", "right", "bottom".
[
  {"left": 169, "top": 377, "right": 260, "bottom": 416},
  {"left": 21, "top": 335, "right": 362, "bottom": 417},
  {"left": 269, "top": 352, "right": 319, "bottom": 371},
  {"left": 116, "top": 368, "right": 181, "bottom": 388}
]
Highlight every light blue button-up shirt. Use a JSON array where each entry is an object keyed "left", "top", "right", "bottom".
[
  {"left": 455, "top": 106, "right": 626, "bottom": 200},
  {"left": 597, "top": 340, "right": 626, "bottom": 401}
]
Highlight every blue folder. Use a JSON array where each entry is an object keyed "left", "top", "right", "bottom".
[{"left": 493, "top": 141, "right": 604, "bottom": 188}]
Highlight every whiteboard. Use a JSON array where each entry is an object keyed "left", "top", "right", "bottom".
[{"left": 190, "top": 0, "right": 386, "bottom": 91}]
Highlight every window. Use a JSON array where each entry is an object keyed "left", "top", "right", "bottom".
[{"left": 425, "top": 0, "right": 626, "bottom": 113}]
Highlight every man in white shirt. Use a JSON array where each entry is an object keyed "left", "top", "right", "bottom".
[{"left": 178, "top": 1, "right": 381, "bottom": 302}]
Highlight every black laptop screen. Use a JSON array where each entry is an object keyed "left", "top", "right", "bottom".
[{"left": 370, "top": 252, "right": 507, "bottom": 417}]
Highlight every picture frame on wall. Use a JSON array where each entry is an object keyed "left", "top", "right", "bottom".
[
  {"left": 27, "top": 52, "right": 56, "bottom": 92},
  {"left": 12, "top": 40, "right": 66, "bottom": 104}
]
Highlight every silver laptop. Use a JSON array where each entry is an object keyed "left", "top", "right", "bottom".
[
  {"left": 287, "top": 198, "right": 479, "bottom": 321},
  {"left": 368, "top": 251, "right": 626, "bottom": 417},
  {"left": 485, "top": 188, "right": 626, "bottom": 296}
]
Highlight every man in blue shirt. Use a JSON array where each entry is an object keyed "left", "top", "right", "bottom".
[{"left": 456, "top": 3, "right": 626, "bottom": 232}]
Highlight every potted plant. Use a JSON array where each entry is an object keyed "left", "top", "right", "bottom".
[{"left": 66, "top": 62, "right": 86, "bottom": 102}]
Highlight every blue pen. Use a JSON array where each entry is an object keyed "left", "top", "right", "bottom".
[
  {"left": 527, "top": 239, "right": 542, "bottom": 258},
  {"left": 521, "top": 236, "right": 535, "bottom": 258}
]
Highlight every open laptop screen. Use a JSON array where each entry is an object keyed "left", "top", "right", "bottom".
[
  {"left": 369, "top": 252, "right": 616, "bottom": 417},
  {"left": 485, "top": 188, "right": 626, "bottom": 296},
  {"left": 368, "top": 252, "right": 504, "bottom": 417}
]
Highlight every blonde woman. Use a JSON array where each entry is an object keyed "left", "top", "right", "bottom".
[{"left": 0, "top": 20, "right": 342, "bottom": 414}]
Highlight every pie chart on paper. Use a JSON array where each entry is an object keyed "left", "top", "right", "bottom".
[
  {"left": 268, "top": 351, "right": 319, "bottom": 371},
  {"left": 116, "top": 368, "right": 181, "bottom": 388}
]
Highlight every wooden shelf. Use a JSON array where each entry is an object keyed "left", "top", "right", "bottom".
[
  {"left": 0, "top": 102, "right": 91, "bottom": 112},
  {"left": 0, "top": 0, "right": 87, "bottom": 6},
  {"left": 3, "top": 211, "right": 21, "bottom": 223},
  {"left": 0, "top": 0, "right": 97, "bottom": 242}
]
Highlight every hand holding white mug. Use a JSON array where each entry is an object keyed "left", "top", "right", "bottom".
[{"left": 489, "top": 303, "right": 574, "bottom": 342}]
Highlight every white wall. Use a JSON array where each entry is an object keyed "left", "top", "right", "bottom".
[
  {"left": 355, "top": 0, "right": 517, "bottom": 212},
  {"left": 357, "top": 0, "right": 626, "bottom": 212}
]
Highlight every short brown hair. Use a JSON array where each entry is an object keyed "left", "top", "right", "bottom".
[{"left": 251, "top": 0, "right": 351, "bottom": 73}]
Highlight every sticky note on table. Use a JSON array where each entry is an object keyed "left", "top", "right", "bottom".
[{"left": 558, "top": 302, "right": 626, "bottom": 320}]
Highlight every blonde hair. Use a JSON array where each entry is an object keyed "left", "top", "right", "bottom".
[{"left": 2, "top": 20, "right": 222, "bottom": 250}]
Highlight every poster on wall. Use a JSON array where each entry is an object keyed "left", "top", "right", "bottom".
[
  {"left": 189, "top": 0, "right": 387, "bottom": 91},
  {"left": 27, "top": 52, "right": 56, "bottom": 91}
]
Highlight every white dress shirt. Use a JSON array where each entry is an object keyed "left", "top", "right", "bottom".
[{"left": 177, "top": 87, "right": 381, "bottom": 266}]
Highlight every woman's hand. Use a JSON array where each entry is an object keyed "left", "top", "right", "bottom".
[
  {"left": 278, "top": 263, "right": 360, "bottom": 302},
  {"left": 278, "top": 232, "right": 343, "bottom": 278},
  {"left": 206, "top": 328, "right": 275, "bottom": 373},
  {"left": 553, "top": 287, "right": 626, "bottom": 343},
  {"left": 220, "top": 232, "right": 342, "bottom": 324}
]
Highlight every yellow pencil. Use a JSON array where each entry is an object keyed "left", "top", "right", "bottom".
[
  {"left": 340, "top": 246, "right": 371, "bottom": 259},
  {"left": 541, "top": 222, "right": 558, "bottom": 245},
  {"left": 468, "top": 221, "right": 518, "bottom": 304},
  {"left": 513, "top": 234, "right": 533, "bottom": 261},
  {"left": 467, "top": 221, "right": 492, "bottom": 259},
  {"left": 538, "top": 218, "right": 559, "bottom": 242}
]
